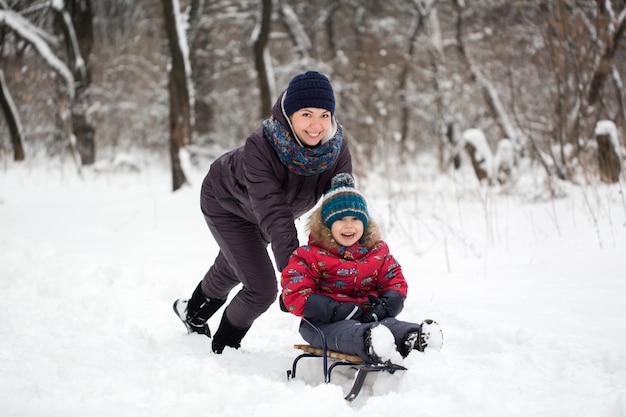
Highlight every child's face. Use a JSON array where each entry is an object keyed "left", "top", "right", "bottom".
[
  {"left": 290, "top": 108, "right": 332, "bottom": 147},
  {"left": 331, "top": 216, "right": 364, "bottom": 247}
]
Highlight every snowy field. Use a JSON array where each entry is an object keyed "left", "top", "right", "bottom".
[{"left": 1, "top": 158, "right": 625, "bottom": 417}]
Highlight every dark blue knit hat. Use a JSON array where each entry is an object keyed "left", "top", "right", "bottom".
[
  {"left": 321, "top": 173, "right": 369, "bottom": 230},
  {"left": 283, "top": 71, "right": 335, "bottom": 117}
]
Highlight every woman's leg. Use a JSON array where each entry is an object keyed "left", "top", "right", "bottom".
[{"left": 200, "top": 183, "right": 277, "bottom": 329}]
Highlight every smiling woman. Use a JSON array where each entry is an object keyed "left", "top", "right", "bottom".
[{"left": 172, "top": 70, "right": 353, "bottom": 355}]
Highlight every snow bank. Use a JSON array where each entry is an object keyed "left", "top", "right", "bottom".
[{"left": 1, "top": 162, "right": 625, "bottom": 416}]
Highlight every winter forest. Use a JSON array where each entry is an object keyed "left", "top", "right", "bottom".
[
  {"left": 1, "top": 0, "right": 625, "bottom": 190},
  {"left": 2, "top": 1, "right": 626, "bottom": 416}
]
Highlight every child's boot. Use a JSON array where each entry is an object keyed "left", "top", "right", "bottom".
[
  {"left": 173, "top": 282, "right": 225, "bottom": 337},
  {"left": 401, "top": 319, "right": 443, "bottom": 356}
]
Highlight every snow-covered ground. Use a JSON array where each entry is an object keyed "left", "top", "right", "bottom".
[{"left": 2, "top": 158, "right": 625, "bottom": 417}]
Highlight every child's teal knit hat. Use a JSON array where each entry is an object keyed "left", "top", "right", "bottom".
[{"left": 321, "top": 173, "right": 369, "bottom": 230}]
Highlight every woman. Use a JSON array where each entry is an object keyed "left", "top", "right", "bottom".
[{"left": 174, "top": 71, "right": 352, "bottom": 354}]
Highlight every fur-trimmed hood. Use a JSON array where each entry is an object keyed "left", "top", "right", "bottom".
[{"left": 308, "top": 205, "right": 381, "bottom": 250}]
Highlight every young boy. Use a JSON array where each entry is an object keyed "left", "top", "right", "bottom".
[{"left": 281, "top": 173, "right": 443, "bottom": 363}]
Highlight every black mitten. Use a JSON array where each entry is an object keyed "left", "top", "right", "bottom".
[
  {"left": 361, "top": 290, "right": 404, "bottom": 322},
  {"left": 360, "top": 294, "right": 388, "bottom": 323},
  {"left": 304, "top": 294, "right": 363, "bottom": 323},
  {"left": 332, "top": 302, "right": 363, "bottom": 322},
  {"left": 379, "top": 290, "right": 404, "bottom": 317}
]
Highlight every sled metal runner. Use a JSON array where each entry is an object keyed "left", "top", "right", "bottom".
[{"left": 286, "top": 319, "right": 406, "bottom": 401}]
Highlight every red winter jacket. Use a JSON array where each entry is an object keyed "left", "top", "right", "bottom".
[{"left": 281, "top": 210, "right": 408, "bottom": 318}]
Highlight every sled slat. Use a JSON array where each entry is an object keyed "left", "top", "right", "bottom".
[{"left": 293, "top": 344, "right": 364, "bottom": 363}]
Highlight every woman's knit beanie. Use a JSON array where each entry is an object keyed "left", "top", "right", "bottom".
[
  {"left": 283, "top": 71, "right": 335, "bottom": 117},
  {"left": 321, "top": 173, "right": 369, "bottom": 230}
]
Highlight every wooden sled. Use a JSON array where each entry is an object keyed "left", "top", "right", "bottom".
[{"left": 286, "top": 319, "right": 406, "bottom": 401}]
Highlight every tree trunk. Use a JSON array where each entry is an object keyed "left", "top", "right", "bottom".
[
  {"left": 596, "top": 133, "right": 621, "bottom": 184},
  {"left": 73, "top": 114, "right": 95, "bottom": 164},
  {"left": 0, "top": 70, "right": 25, "bottom": 161},
  {"left": 51, "top": 1, "right": 94, "bottom": 164},
  {"left": 67, "top": 0, "right": 96, "bottom": 165},
  {"left": 54, "top": 0, "right": 96, "bottom": 165},
  {"left": 253, "top": 0, "right": 272, "bottom": 119},
  {"left": 399, "top": 7, "right": 423, "bottom": 156},
  {"left": 464, "top": 141, "right": 490, "bottom": 183},
  {"left": 162, "top": 0, "right": 192, "bottom": 191}
]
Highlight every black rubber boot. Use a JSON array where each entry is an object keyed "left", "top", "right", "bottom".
[
  {"left": 173, "top": 282, "right": 225, "bottom": 337},
  {"left": 211, "top": 312, "right": 251, "bottom": 354}
]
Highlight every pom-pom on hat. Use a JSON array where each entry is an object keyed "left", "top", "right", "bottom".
[
  {"left": 283, "top": 71, "right": 335, "bottom": 117},
  {"left": 321, "top": 173, "right": 369, "bottom": 231}
]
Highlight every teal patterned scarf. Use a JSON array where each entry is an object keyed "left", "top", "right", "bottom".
[{"left": 263, "top": 119, "right": 344, "bottom": 176}]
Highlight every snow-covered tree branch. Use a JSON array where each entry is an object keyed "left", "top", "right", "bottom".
[{"left": 0, "top": 9, "right": 75, "bottom": 97}]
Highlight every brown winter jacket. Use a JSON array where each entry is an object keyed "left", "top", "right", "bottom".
[{"left": 202, "top": 92, "right": 352, "bottom": 271}]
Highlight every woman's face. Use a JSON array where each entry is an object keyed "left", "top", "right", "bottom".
[{"left": 289, "top": 107, "right": 332, "bottom": 147}]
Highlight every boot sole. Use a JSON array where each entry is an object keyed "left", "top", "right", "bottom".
[{"left": 172, "top": 299, "right": 193, "bottom": 334}]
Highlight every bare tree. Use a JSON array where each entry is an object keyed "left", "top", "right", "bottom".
[
  {"left": 453, "top": 1, "right": 521, "bottom": 148},
  {"left": 398, "top": 2, "right": 425, "bottom": 155},
  {"left": 187, "top": 0, "right": 206, "bottom": 43},
  {"left": 55, "top": 0, "right": 95, "bottom": 165},
  {"left": 279, "top": 1, "right": 311, "bottom": 60},
  {"left": 451, "top": 0, "right": 532, "bottom": 184},
  {"left": 162, "top": 0, "right": 193, "bottom": 191},
  {"left": 0, "top": 69, "right": 24, "bottom": 160},
  {"left": 540, "top": 1, "right": 589, "bottom": 180},
  {"left": 0, "top": 5, "right": 77, "bottom": 164},
  {"left": 537, "top": 1, "right": 626, "bottom": 182},
  {"left": 253, "top": 0, "right": 273, "bottom": 118},
  {"left": 587, "top": 0, "right": 626, "bottom": 112}
]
